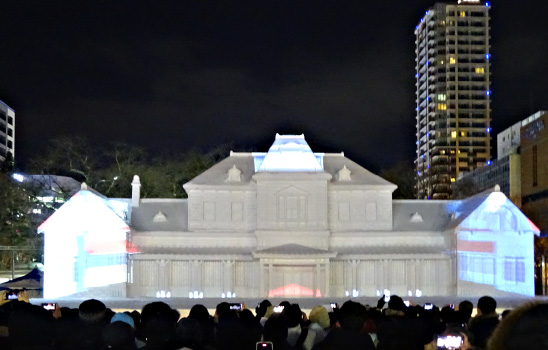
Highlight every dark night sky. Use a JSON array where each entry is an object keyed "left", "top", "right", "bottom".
[{"left": 1, "top": 1, "right": 547, "bottom": 172}]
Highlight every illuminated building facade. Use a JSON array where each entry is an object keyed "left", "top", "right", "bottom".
[
  {"left": 521, "top": 111, "right": 548, "bottom": 236},
  {"left": 40, "top": 134, "right": 538, "bottom": 299},
  {"left": 453, "top": 111, "right": 548, "bottom": 206},
  {"left": 453, "top": 154, "right": 521, "bottom": 206},
  {"left": 0, "top": 100, "right": 15, "bottom": 162},
  {"left": 415, "top": 0, "right": 491, "bottom": 199}
]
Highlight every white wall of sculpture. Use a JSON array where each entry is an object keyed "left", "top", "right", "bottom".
[{"left": 40, "top": 134, "right": 539, "bottom": 299}]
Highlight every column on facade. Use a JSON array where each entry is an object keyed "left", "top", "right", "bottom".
[
  {"left": 375, "top": 259, "right": 385, "bottom": 294},
  {"left": 259, "top": 262, "right": 265, "bottom": 297},
  {"left": 351, "top": 259, "right": 359, "bottom": 294},
  {"left": 268, "top": 263, "right": 273, "bottom": 298},
  {"left": 223, "top": 260, "right": 235, "bottom": 295},
  {"left": 383, "top": 259, "right": 389, "bottom": 292},
  {"left": 314, "top": 263, "right": 320, "bottom": 297},
  {"left": 191, "top": 260, "right": 202, "bottom": 293},
  {"left": 157, "top": 259, "right": 169, "bottom": 292},
  {"left": 127, "top": 255, "right": 133, "bottom": 284},
  {"left": 415, "top": 259, "right": 421, "bottom": 295},
  {"left": 408, "top": 259, "right": 416, "bottom": 296},
  {"left": 324, "top": 260, "right": 330, "bottom": 297}
]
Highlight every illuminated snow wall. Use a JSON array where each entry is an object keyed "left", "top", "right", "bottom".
[
  {"left": 40, "top": 191, "right": 130, "bottom": 298},
  {"left": 454, "top": 191, "right": 538, "bottom": 296}
]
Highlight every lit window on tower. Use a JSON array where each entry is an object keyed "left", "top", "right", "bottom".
[
  {"left": 460, "top": 11, "right": 466, "bottom": 17},
  {"left": 475, "top": 67, "right": 485, "bottom": 74},
  {"left": 451, "top": 178, "right": 456, "bottom": 182},
  {"left": 438, "top": 104, "right": 447, "bottom": 110},
  {"left": 451, "top": 131, "right": 457, "bottom": 138},
  {"left": 438, "top": 94, "right": 447, "bottom": 101},
  {"left": 461, "top": 131, "right": 466, "bottom": 137},
  {"left": 450, "top": 57, "right": 456, "bottom": 64}
]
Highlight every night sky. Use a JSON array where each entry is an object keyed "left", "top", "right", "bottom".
[{"left": 1, "top": 1, "right": 547, "bottom": 172}]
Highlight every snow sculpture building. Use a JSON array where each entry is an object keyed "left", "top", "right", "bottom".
[{"left": 39, "top": 134, "right": 539, "bottom": 299}]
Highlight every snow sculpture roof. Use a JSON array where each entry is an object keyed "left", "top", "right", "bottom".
[
  {"left": 254, "top": 134, "right": 323, "bottom": 172},
  {"left": 392, "top": 200, "right": 451, "bottom": 231},
  {"left": 38, "top": 190, "right": 129, "bottom": 234},
  {"left": 184, "top": 134, "right": 397, "bottom": 188},
  {"left": 448, "top": 187, "right": 540, "bottom": 234},
  {"left": 131, "top": 199, "right": 188, "bottom": 232},
  {"left": 393, "top": 187, "right": 540, "bottom": 234}
]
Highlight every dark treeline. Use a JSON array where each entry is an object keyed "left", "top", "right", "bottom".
[{"left": 21, "top": 135, "right": 248, "bottom": 199}]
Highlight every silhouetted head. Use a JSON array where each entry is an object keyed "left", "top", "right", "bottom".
[
  {"left": 176, "top": 317, "right": 203, "bottom": 347},
  {"left": 387, "top": 295, "right": 406, "bottom": 312},
  {"left": 141, "top": 302, "right": 178, "bottom": 326},
  {"left": 256, "top": 299, "right": 272, "bottom": 318},
  {"left": 103, "top": 321, "right": 137, "bottom": 350},
  {"left": 284, "top": 304, "right": 303, "bottom": 328},
  {"left": 477, "top": 296, "right": 497, "bottom": 315},
  {"left": 216, "top": 302, "right": 237, "bottom": 320},
  {"left": 488, "top": 302, "right": 548, "bottom": 350},
  {"left": 279, "top": 301, "right": 291, "bottom": 309},
  {"left": 188, "top": 304, "right": 210, "bottom": 323},
  {"left": 458, "top": 300, "right": 474, "bottom": 320},
  {"left": 440, "top": 306, "right": 458, "bottom": 324},
  {"left": 264, "top": 315, "right": 289, "bottom": 343},
  {"left": 309, "top": 305, "right": 330, "bottom": 329},
  {"left": 140, "top": 302, "right": 178, "bottom": 343},
  {"left": 239, "top": 309, "right": 256, "bottom": 325},
  {"left": 79, "top": 299, "right": 107, "bottom": 324},
  {"left": 111, "top": 312, "right": 135, "bottom": 328},
  {"left": 338, "top": 300, "right": 367, "bottom": 331}
]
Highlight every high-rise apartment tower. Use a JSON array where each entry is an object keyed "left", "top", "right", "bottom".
[
  {"left": 415, "top": 0, "right": 491, "bottom": 199},
  {"left": 0, "top": 100, "right": 15, "bottom": 163}
]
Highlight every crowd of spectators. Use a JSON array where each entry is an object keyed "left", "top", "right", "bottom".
[{"left": 0, "top": 290, "right": 546, "bottom": 350}]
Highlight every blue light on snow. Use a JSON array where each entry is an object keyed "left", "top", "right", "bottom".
[
  {"left": 416, "top": 73, "right": 419, "bottom": 78},
  {"left": 421, "top": 18, "right": 424, "bottom": 23},
  {"left": 417, "top": 171, "right": 420, "bottom": 175}
]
